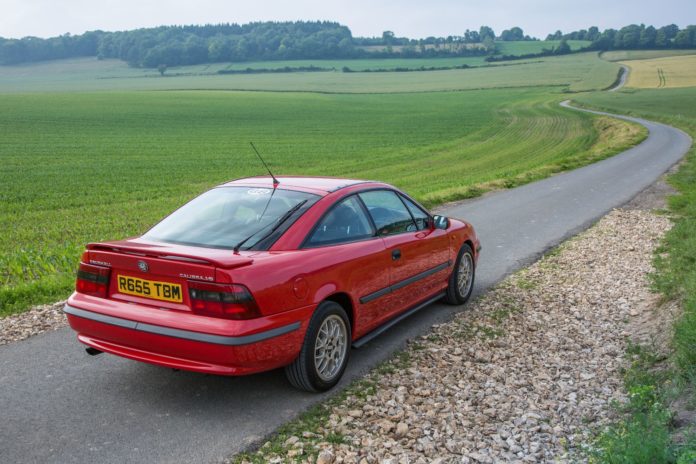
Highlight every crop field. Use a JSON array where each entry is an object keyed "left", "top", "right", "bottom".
[
  {"left": 0, "top": 52, "right": 618, "bottom": 93},
  {"left": 1, "top": 56, "right": 495, "bottom": 80},
  {"left": 0, "top": 51, "right": 641, "bottom": 315},
  {"left": 620, "top": 54, "right": 696, "bottom": 88},
  {"left": 0, "top": 89, "right": 643, "bottom": 315},
  {"left": 601, "top": 49, "right": 696, "bottom": 61}
]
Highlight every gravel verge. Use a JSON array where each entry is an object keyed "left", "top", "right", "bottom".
[
  {"left": 0, "top": 300, "right": 67, "bottom": 346},
  {"left": 237, "top": 208, "right": 672, "bottom": 464}
]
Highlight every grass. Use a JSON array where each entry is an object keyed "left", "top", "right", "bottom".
[
  {"left": 620, "top": 55, "right": 696, "bottom": 89},
  {"left": 355, "top": 40, "right": 589, "bottom": 56},
  {"left": 575, "top": 87, "right": 696, "bottom": 464},
  {"left": 200, "top": 56, "right": 493, "bottom": 71},
  {"left": 602, "top": 49, "right": 696, "bottom": 62},
  {"left": 0, "top": 88, "right": 644, "bottom": 316},
  {"left": 0, "top": 52, "right": 618, "bottom": 93},
  {"left": 494, "top": 40, "right": 590, "bottom": 55},
  {"left": 590, "top": 342, "right": 681, "bottom": 463}
]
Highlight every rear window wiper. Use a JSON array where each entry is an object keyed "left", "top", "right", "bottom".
[{"left": 233, "top": 199, "right": 308, "bottom": 253}]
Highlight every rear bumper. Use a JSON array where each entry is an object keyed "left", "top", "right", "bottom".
[{"left": 64, "top": 293, "right": 313, "bottom": 376}]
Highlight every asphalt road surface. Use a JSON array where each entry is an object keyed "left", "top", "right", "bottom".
[
  {"left": 0, "top": 103, "right": 691, "bottom": 464},
  {"left": 609, "top": 65, "right": 630, "bottom": 92}
]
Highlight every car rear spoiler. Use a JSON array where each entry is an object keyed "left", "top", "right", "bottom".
[{"left": 87, "top": 242, "right": 254, "bottom": 269}]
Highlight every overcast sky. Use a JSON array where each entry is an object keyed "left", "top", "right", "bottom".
[{"left": 1, "top": 0, "right": 694, "bottom": 40}]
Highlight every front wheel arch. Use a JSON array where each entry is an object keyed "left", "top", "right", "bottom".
[{"left": 444, "top": 243, "right": 475, "bottom": 305}]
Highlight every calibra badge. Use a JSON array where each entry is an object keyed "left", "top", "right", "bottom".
[{"left": 137, "top": 260, "right": 149, "bottom": 273}]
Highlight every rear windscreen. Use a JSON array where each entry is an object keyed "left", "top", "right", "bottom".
[{"left": 143, "top": 186, "right": 318, "bottom": 249}]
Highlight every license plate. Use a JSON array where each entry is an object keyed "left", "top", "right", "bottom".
[{"left": 117, "top": 275, "right": 183, "bottom": 303}]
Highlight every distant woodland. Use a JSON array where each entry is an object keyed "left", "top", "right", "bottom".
[
  {"left": 548, "top": 24, "right": 696, "bottom": 49},
  {"left": 1, "top": 21, "right": 695, "bottom": 67}
]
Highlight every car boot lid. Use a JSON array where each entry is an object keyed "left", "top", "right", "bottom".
[{"left": 87, "top": 238, "right": 254, "bottom": 269}]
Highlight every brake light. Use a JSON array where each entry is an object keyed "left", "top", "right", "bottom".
[
  {"left": 76, "top": 262, "right": 110, "bottom": 298},
  {"left": 188, "top": 281, "right": 260, "bottom": 320}
]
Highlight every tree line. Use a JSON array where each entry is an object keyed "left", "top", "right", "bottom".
[
  {"left": 0, "top": 23, "right": 539, "bottom": 67},
  {"left": 0, "top": 22, "right": 355, "bottom": 67},
  {"left": 1, "top": 21, "right": 694, "bottom": 68},
  {"left": 547, "top": 24, "right": 696, "bottom": 50},
  {"left": 0, "top": 22, "right": 497, "bottom": 67}
]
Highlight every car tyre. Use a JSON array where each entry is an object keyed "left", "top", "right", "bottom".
[
  {"left": 285, "top": 301, "right": 351, "bottom": 392},
  {"left": 445, "top": 243, "right": 475, "bottom": 305}
]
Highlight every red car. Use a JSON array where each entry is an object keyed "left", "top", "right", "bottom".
[{"left": 64, "top": 177, "right": 480, "bottom": 391}]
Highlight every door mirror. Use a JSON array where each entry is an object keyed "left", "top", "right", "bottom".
[{"left": 432, "top": 215, "right": 449, "bottom": 230}]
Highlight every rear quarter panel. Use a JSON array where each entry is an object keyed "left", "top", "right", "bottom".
[{"left": 222, "top": 239, "right": 391, "bottom": 339}]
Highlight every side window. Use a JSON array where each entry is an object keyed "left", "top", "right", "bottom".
[
  {"left": 400, "top": 195, "right": 430, "bottom": 231},
  {"left": 307, "top": 196, "right": 374, "bottom": 246},
  {"left": 359, "top": 190, "right": 417, "bottom": 236}
]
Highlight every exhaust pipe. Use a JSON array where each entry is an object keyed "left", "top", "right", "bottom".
[{"left": 85, "top": 347, "right": 103, "bottom": 356}]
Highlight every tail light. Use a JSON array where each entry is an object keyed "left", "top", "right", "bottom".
[
  {"left": 76, "top": 262, "right": 111, "bottom": 298},
  {"left": 188, "top": 281, "right": 260, "bottom": 320}
]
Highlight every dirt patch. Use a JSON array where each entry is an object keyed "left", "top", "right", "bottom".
[{"left": 622, "top": 165, "right": 679, "bottom": 211}]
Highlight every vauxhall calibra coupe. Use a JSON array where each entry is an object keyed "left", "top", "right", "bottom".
[{"left": 65, "top": 176, "right": 479, "bottom": 391}]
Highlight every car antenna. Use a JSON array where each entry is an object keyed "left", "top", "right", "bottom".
[{"left": 250, "top": 142, "right": 279, "bottom": 187}]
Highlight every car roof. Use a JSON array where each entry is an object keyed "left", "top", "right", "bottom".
[{"left": 221, "top": 176, "right": 380, "bottom": 194}]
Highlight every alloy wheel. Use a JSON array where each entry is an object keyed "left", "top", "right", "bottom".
[
  {"left": 314, "top": 315, "right": 348, "bottom": 381},
  {"left": 457, "top": 252, "right": 474, "bottom": 297}
]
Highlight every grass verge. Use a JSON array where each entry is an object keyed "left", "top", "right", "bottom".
[
  {"left": 654, "top": 153, "right": 696, "bottom": 381},
  {"left": 574, "top": 88, "right": 696, "bottom": 463},
  {"left": 0, "top": 276, "right": 72, "bottom": 318},
  {"left": 589, "top": 342, "right": 695, "bottom": 463}
]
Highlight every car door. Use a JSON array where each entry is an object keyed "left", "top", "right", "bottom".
[
  {"left": 358, "top": 190, "right": 449, "bottom": 322},
  {"left": 399, "top": 193, "right": 450, "bottom": 270},
  {"left": 303, "top": 194, "right": 391, "bottom": 338}
]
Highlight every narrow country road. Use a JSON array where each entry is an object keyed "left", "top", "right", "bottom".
[
  {"left": 0, "top": 103, "right": 691, "bottom": 464},
  {"left": 609, "top": 64, "right": 630, "bottom": 91}
]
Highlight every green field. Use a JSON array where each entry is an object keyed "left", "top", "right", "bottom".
[
  {"left": 0, "top": 52, "right": 617, "bottom": 93},
  {"left": 495, "top": 40, "right": 590, "bottom": 55},
  {"left": 602, "top": 49, "right": 696, "bottom": 61},
  {"left": 357, "top": 40, "right": 589, "bottom": 56},
  {"left": 197, "top": 56, "right": 493, "bottom": 71},
  {"left": 576, "top": 87, "right": 696, "bottom": 122},
  {"left": 0, "top": 51, "right": 639, "bottom": 315}
]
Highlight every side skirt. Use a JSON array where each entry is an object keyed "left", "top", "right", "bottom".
[{"left": 352, "top": 291, "right": 445, "bottom": 349}]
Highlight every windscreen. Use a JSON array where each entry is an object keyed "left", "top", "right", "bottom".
[{"left": 143, "top": 186, "right": 318, "bottom": 249}]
